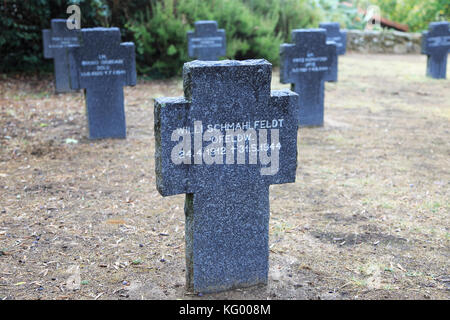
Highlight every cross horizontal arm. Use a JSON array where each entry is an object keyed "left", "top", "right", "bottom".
[
  {"left": 326, "top": 42, "right": 338, "bottom": 69},
  {"left": 155, "top": 97, "right": 191, "bottom": 196},
  {"left": 336, "top": 30, "right": 347, "bottom": 55},
  {"left": 261, "top": 89, "right": 298, "bottom": 185}
]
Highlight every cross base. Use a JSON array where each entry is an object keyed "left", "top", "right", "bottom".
[{"left": 185, "top": 184, "right": 270, "bottom": 293}]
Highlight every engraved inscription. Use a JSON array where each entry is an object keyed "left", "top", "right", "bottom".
[
  {"left": 80, "top": 54, "right": 126, "bottom": 78},
  {"left": 170, "top": 118, "right": 284, "bottom": 175}
]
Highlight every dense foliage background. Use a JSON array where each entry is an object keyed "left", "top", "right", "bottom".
[
  {"left": 370, "top": 0, "right": 449, "bottom": 32},
  {"left": 0, "top": 0, "right": 448, "bottom": 77}
]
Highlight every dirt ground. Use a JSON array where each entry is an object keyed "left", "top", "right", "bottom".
[{"left": 0, "top": 54, "right": 449, "bottom": 300}]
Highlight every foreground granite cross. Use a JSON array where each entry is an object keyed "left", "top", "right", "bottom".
[
  {"left": 421, "top": 21, "right": 450, "bottom": 79},
  {"left": 154, "top": 60, "right": 298, "bottom": 293},
  {"left": 187, "top": 21, "right": 226, "bottom": 61},
  {"left": 319, "top": 22, "right": 347, "bottom": 82},
  {"left": 280, "top": 29, "right": 337, "bottom": 126},
  {"left": 68, "top": 28, "right": 136, "bottom": 139},
  {"left": 42, "top": 19, "right": 80, "bottom": 93}
]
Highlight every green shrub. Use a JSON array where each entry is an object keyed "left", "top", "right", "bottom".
[
  {"left": 128, "top": 0, "right": 283, "bottom": 78},
  {"left": 1, "top": 1, "right": 52, "bottom": 73}
]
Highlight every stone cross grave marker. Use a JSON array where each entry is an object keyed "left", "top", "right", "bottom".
[
  {"left": 154, "top": 60, "right": 298, "bottom": 293},
  {"left": 422, "top": 21, "right": 450, "bottom": 79},
  {"left": 187, "top": 21, "right": 226, "bottom": 61},
  {"left": 280, "top": 29, "right": 337, "bottom": 127},
  {"left": 42, "top": 19, "right": 80, "bottom": 93},
  {"left": 68, "top": 28, "right": 136, "bottom": 139},
  {"left": 319, "top": 22, "right": 347, "bottom": 82}
]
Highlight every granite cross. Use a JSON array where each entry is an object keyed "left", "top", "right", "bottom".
[
  {"left": 280, "top": 29, "right": 337, "bottom": 126},
  {"left": 42, "top": 19, "right": 80, "bottom": 93},
  {"left": 187, "top": 21, "right": 226, "bottom": 61},
  {"left": 319, "top": 22, "right": 347, "bottom": 82},
  {"left": 68, "top": 28, "right": 136, "bottom": 139},
  {"left": 421, "top": 21, "right": 450, "bottom": 79},
  {"left": 154, "top": 60, "right": 298, "bottom": 293}
]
